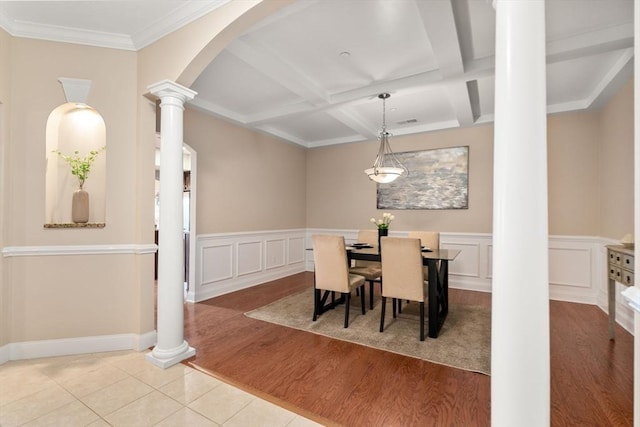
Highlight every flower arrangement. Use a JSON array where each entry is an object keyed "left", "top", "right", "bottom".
[
  {"left": 370, "top": 212, "right": 394, "bottom": 230},
  {"left": 53, "top": 146, "right": 105, "bottom": 189}
]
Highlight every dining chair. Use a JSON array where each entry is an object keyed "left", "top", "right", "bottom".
[
  {"left": 379, "top": 236, "right": 428, "bottom": 341},
  {"left": 407, "top": 231, "right": 439, "bottom": 250},
  {"left": 312, "top": 234, "right": 366, "bottom": 328},
  {"left": 349, "top": 229, "right": 382, "bottom": 309},
  {"left": 408, "top": 230, "right": 440, "bottom": 280}
]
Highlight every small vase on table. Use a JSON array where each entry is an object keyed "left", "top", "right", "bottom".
[{"left": 377, "top": 227, "right": 388, "bottom": 252}]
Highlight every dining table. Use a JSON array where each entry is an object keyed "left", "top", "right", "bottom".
[{"left": 347, "top": 245, "right": 460, "bottom": 338}]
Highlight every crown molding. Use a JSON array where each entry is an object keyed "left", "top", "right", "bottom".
[
  {"left": 0, "top": 0, "right": 231, "bottom": 51},
  {"left": 132, "top": 0, "right": 231, "bottom": 50}
]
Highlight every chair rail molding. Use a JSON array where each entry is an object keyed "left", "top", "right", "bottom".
[{"left": 2, "top": 244, "right": 158, "bottom": 257}]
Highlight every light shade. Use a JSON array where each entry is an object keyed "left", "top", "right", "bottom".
[{"left": 365, "top": 166, "right": 405, "bottom": 183}]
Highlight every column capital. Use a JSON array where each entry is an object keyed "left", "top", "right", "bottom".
[{"left": 148, "top": 79, "right": 197, "bottom": 103}]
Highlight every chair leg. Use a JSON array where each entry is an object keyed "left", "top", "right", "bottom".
[
  {"left": 419, "top": 301, "right": 425, "bottom": 341},
  {"left": 380, "top": 296, "right": 386, "bottom": 332},
  {"left": 344, "top": 292, "right": 351, "bottom": 328},
  {"left": 392, "top": 298, "right": 397, "bottom": 318},
  {"left": 313, "top": 288, "right": 319, "bottom": 321},
  {"left": 398, "top": 299, "right": 402, "bottom": 313},
  {"left": 369, "top": 281, "right": 374, "bottom": 309},
  {"left": 360, "top": 285, "right": 366, "bottom": 315}
]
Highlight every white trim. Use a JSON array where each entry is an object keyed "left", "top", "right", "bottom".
[
  {"left": 0, "top": 331, "right": 157, "bottom": 363},
  {"left": 2, "top": 244, "right": 157, "bottom": 257},
  {"left": 0, "top": 1, "right": 232, "bottom": 51},
  {"left": 191, "top": 229, "right": 307, "bottom": 302}
]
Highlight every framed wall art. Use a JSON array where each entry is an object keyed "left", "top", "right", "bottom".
[{"left": 377, "top": 146, "right": 469, "bottom": 210}]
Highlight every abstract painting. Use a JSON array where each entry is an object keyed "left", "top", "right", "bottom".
[{"left": 377, "top": 146, "right": 469, "bottom": 210}]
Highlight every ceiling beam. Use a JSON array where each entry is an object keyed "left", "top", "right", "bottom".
[{"left": 416, "top": 0, "right": 474, "bottom": 126}]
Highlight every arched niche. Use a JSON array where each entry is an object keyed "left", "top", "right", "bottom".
[{"left": 45, "top": 102, "right": 106, "bottom": 227}]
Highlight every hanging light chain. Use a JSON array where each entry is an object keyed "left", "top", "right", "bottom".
[{"left": 364, "top": 92, "right": 407, "bottom": 183}]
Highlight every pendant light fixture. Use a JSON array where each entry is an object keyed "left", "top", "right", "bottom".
[{"left": 364, "top": 93, "right": 407, "bottom": 183}]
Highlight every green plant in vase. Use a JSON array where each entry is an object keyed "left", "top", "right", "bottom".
[
  {"left": 370, "top": 212, "right": 394, "bottom": 230},
  {"left": 370, "top": 212, "right": 394, "bottom": 251},
  {"left": 53, "top": 146, "right": 105, "bottom": 223},
  {"left": 53, "top": 146, "right": 105, "bottom": 190}
]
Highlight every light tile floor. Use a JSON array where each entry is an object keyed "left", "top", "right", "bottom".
[{"left": 0, "top": 350, "right": 323, "bottom": 427}]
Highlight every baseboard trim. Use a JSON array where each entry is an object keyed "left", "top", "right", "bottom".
[{"left": 1, "top": 331, "right": 157, "bottom": 363}]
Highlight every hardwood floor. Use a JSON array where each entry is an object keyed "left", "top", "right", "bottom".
[{"left": 182, "top": 272, "right": 633, "bottom": 426}]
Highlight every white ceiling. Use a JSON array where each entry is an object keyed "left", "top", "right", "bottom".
[{"left": 0, "top": 0, "right": 634, "bottom": 148}]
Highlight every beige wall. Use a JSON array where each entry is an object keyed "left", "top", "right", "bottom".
[
  {"left": 0, "top": 27, "right": 11, "bottom": 347},
  {"left": 306, "top": 82, "right": 633, "bottom": 237},
  {"left": 4, "top": 37, "right": 154, "bottom": 343},
  {"left": 306, "top": 125, "right": 494, "bottom": 232},
  {"left": 599, "top": 78, "right": 634, "bottom": 240},
  {"left": 547, "top": 111, "right": 601, "bottom": 235},
  {"left": 9, "top": 255, "right": 140, "bottom": 341},
  {"left": 184, "top": 107, "right": 307, "bottom": 233},
  {"left": 9, "top": 38, "right": 139, "bottom": 245}
]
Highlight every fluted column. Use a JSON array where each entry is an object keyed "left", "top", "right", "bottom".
[
  {"left": 146, "top": 80, "right": 196, "bottom": 369},
  {"left": 492, "top": 1, "right": 550, "bottom": 425}
]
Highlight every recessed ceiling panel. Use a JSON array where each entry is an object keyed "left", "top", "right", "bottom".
[
  {"left": 546, "top": 0, "right": 632, "bottom": 42},
  {"left": 192, "top": 50, "right": 303, "bottom": 116},
  {"left": 241, "top": 0, "right": 439, "bottom": 94},
  {"left": 546, "top": 50, "right": 627, "bottom": 106},
  {"left": 352, "top": 88, "right": 457, "bottom": 132}
]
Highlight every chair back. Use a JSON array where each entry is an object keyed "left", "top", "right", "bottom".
[
  {"left": 354, "top": 230, "right": 380, "bottom": 268},
  {"left": 407, "top": 231, "right": 440, "bottom": 250},
  {"left": 380, "top": 237, "right": 425, "bottom": 302},
  {"left": 357, "top": 230, "right": 378, "bottom": 247},
  {"left": 312, "top": 235, "right": 350, "bottom": 293}
]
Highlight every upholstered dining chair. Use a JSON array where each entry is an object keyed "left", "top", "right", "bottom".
[
  {"left": 349, "top": 229, "right": 382, "bottom": 309},
  {"left": 379, "top": 237, "right": 428, "bottom": 341},
  {"left": 408, "top": 231, "right": 440, "bottom": 281},
  {"left": 407, "top": 231, "right": 440, "bottom": 251},
  {"left": 312, "top": 234, "right": 366, "bottom": 328}
]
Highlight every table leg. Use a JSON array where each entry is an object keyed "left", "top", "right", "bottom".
[
  {"left": 427, "top": 259, "right": 449, "bottom": 338},
  {"left": 608, "top": 278, "right": 616, "bottom": 340}
]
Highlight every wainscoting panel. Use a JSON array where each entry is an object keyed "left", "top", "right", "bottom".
[
  {"left": 549, "top": 247, "right": 592, "bottom": 288},
  {"left": 190, "top": 230, "right": 306, "bottom": 303},
  {"left": 265, "top": 238, "right": 286, "bottom": 270},
  {"left": 192, "top": 229, "right": 630, "bottom": 334},
  {"left": 237, "top": 240, "right": 262, "bottom": 277},
  {"left": 288, "top": 236, "right": 305, "bottom": 264},
  {"left": 440, "top": 242, "right": 480, "bottom": 278},
  {"left": 547, "top": 237, "right": 600, "bottom": 304},
  {"left": 200, "top": 241, "right": 233, "bottom": 285}
]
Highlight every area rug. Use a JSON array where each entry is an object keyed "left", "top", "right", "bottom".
[{"left": 245, "top": 288, "right": 491, "bottom": 375}]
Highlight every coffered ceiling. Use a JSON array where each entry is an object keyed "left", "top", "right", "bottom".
[{"left": 0, "top": 0, "right": 634, "bottom": 148}]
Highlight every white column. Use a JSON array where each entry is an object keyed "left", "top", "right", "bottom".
[
  {"left": 492, "top": 1, "right": 549, "bottom": 426},
  {"left": 146, "top": 80, "right": 196, "bottom": 369}
]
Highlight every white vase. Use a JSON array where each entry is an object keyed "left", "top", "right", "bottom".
[{"left": 72, "top": 188, "right": 89, "bottom": 223}]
